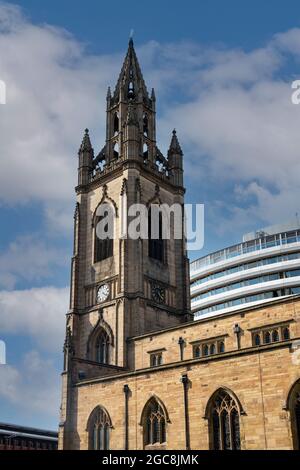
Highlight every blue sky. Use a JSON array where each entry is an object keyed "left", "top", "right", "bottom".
[{"left": 0, "top": 0, "right": 300, "bottom": 430}]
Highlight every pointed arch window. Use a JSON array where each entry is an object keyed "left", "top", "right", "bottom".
[
  {"left": 254, "top": 333, "right": 261, "bottom": 346},
  {"left": 113, "top": 113, "right": 119, "bottom": 136},
  {"left": 283, "top": 327, "right": 290, "bottom": 340},
  {"left": 113, "top": 142, "right": 119, "bottom": 158},
  {"left": 88, "top": 407, "right": 111, "bottom": 450},
  {"left": 264, "top": 331, "right": 271, "bottom": 344},
  {"left": 143, "top": 143, "right": 149, "bottom": 162},
  {"left": 143, "top": 398, "right": 167, "bottom": 447},
  {"left": 96, "top": 329, "right": 110, "bottom": 364},
  {"left": 148, "top": 205, "right": 164, "bottom": 263},
  {"left": 94, "top": 205, "right": 114, "bottom": 262},
  {"left": 208, "top": 389, "right": 241, "bottom": 450},
  {"left": 193, "top": 346, "right": 201, "bottom": 358},
  {"left": 272, "top": 329, "right": 279, "bottom": 342},
  {"left": 143, "top": 114, "right": 149, "bottom": 136}
]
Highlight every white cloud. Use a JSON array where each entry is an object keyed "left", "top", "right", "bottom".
[
  {"left": 0, "top": 286, "right": 68, "bottom": 351},
  {"left": 0, "top": 234, "right": 68, "bottom": 289},
  {"left": 0, "top": 3, "right": 121, "bottom": 225},
  {"left": 0, "top": 350, "right": 60, "bottom": 418},
  {"left": 156, "top": 38, "right": 300, "bottom": 231},
  {"left": 1, "top": 3, "right": 299, "bottom": 237}
]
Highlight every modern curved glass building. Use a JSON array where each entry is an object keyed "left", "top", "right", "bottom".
[{"left": 190, "top": 221, "right": 300, "bottom": 319}]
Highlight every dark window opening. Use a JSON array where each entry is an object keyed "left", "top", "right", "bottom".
[
  {"left": 143, "top": 114, "right": 149, "bottom": 136},
  {"left": 283, "top": 327, "right": 290, "bottom": 340},
  {"left": 209, "top": 390, "right": 241, "bottom": 450},
  {"left": 143, "top": 143, "right": 149, "bottom": 161},
  {"left": 113, "top": 113, "right": 119, "bottom": 136},
  {"left": 90, "top": 408, "right": 111, "bottom": 450},
  {"left": 113, "top": 142, "right": 119, "bottom": 159},
  {"left": 254, "top": 333, "right": 261, "bottom": 346},
  {"left": 148, "top": 207, "right": 164, "bottom": 262},
  {"left": 94, "top": 211, "right": 113, "bottom": 262},
  {"left": 96, "top": 330, "right": 110, "bottom": 364},
  {"left": 144, "top": 399, "right": 167, "bottom": 447}
]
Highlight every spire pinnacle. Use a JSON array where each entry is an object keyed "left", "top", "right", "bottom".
[
  {"left": 168, "top": 129, "right": 183, "bottom": 156},
  {"left": 79, "top": 128, "right": 93, "bottom": 153}
]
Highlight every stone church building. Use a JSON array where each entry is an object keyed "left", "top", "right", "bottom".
[{"left": 59, "top": 39, "right": 300, "bottom": 450}]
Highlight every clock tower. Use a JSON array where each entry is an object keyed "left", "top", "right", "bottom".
[{"left": 60, "top": 39, "right": 191, "bottom": 448}]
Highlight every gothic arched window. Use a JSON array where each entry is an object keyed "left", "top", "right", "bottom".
[
  {"left": 88, "top": 407, "right": 111, "bottom": 450},
  {"left": 194, "top": 346, "right": 201, "bottom": 358},
  {"left": 113, "top": 142, "right": 119, "bottom": 158},
  {"left": 264, "top": 331, "right": 271, "bottom": 344},
  {"left": 254, "top": 333, "right": 261, "bottom": 346},
  {"left": 94, "top": 205, "right": 114, "bottom": 263},
  {"left": 96, "top": 330, "right": 110, "bottom": 364},
  {"left": 113, "top": 113, "right": 119, "bottom": 136},
  {"left": 283, "top": 327, "right": 290, "bottom": 340},
  {"left": 143, "top": 114, "right": 149, "bottom": 136},
  {"left": 208, "top": 389, "right": 241, "bottom": 450},
  {"left": 287, "top": 380, "right": 300, "bottom": 449},
  {"left": 143, "top": 398, "right": 167, "bottom": 448},
  {"left": 148, "top": 205, "right": 164, "bottom": 263},
  {"left": 272, "top": 330, "right": 279, "bottom": 342}
]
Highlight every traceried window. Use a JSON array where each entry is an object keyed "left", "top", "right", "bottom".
[
  {"left": 88, "top": 407, "right": 111, "bottom": 450},
  {"left": 208, "top": 389, "right": 241, "bottom": 450},
  {"left": 94, "top": 207, "right": 114, "bottom": 262},
  {"left": 96, "top": 329, "right": 110, "bottom": 364},
  {"left": 143, "top": 398, "right": 167, "bottom": 447},
  {"left": 148, "top": 206, "right": 164, "bottom": 263}
]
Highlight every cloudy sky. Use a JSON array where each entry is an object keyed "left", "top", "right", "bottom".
[{"left": 1, "top": 0, "right": 300, "bottom": 430}]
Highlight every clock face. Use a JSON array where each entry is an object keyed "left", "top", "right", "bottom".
[
  {"left": 97, "top": 284, "right": 110, "bottom": 303},
  {"left": 151, "top": 284, "right": 165, "bottom": 304}
]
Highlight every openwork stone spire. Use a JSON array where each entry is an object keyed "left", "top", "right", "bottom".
[{"left": 112, "top": 38, "right": 149, "bottom": 103}]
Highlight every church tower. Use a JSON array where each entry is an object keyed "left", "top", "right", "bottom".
[{"left": 59, "top": 39, "right": 191, "bottom": 449}]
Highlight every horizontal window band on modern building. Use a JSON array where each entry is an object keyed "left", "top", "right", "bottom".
[
  {"left": 192, "top": 269, "right": 300, "bottom": 302},
  {"left": 190, "top": 221, "right": 300, "bottom": 319},
  {"left": 194, "top": 287, "right": 300, "bottom": 317},
  {"left": 191, "top": 252, "right": 300, "bottom": 288},
  {"left": 190, "top": 229, "right": 300, "bottom": 272}
]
